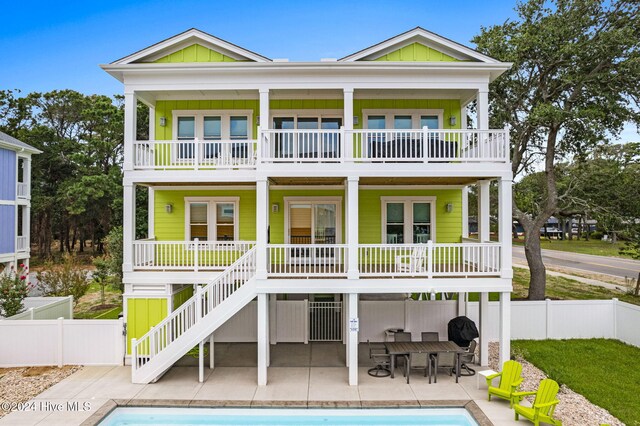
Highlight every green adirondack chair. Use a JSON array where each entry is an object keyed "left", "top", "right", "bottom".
[
  {"left": 486, "top": 360, "right": 524, "bottom": 407},
  {"left": 512, "top": 378, "right": 562, "bottom": 426}
]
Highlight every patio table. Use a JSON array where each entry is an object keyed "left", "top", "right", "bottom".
[{"left": 384, "top": 341, "right": 465, "bottom": 383}]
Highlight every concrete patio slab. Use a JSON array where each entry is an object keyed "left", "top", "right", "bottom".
[
  {"left": 193, "top": 367, "right": 258, "bottom": 400},
  {"left": 307, "top": 368, "right": 360, "bottom": 401},
  {"left": 252, "top": 367, "right": 310, "bottom": 401}
]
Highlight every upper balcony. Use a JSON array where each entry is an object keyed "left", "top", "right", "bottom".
[{"left": 131, "top": 128, "right": 509, "bottom": 171}]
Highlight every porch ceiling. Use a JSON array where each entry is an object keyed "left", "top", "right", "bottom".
[
  {"left": 268, "top": 177, "right": 346, "bottom": 186},
  {"left": 145, "top": 181, "right": 256, "bottom": 187}
]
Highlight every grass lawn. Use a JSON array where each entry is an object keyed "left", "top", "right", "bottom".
[
  {"left": 467, "top": 267, "right": 640, "bottom": 305},
  {"left": 513, "top": 238, "right": 637, "bottom": 259},
  {"left": 73, "top": 282, "right": 122, "bottom": 319},
  {"left": 512, "top": 339, "right": 639, "bottom": 426}
]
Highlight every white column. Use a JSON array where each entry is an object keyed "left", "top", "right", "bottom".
[
  {"left": 347, "top": 292, "right": 358, "bottom": 386},
  {"left": 259, "top": 89, "right": 270, "bottom": 128},
  {"left": 123, "top": 92, "right": 137, "bottom": 171},
  {"left": 462, "top": 186, "right": 469, "bottom": 238},
  {"left": 269, "top": 294, "right": 277, "bottom": 345},
  {"left": 148, "top": 188, "right": 155, "bottom": 238},
  {"left": 148, "top": 106, "right": 155, "bottom": 141},
  {"left": 477, "top": 181, "right": 491, "bottom": 242},
  {"left": 257, "top": 293, "right": 269, "bottom": 386},
  {"left": 123, "top": 184, "right": 136, "bottom": 273},
  {"left": 343, "top": 89, "right": 354, "bottom": 161},
  {"left": 457, "top": 293, "right": 466, "bottom": 316},
  {"left": 256, "top": 178, "right": 268, "bottom": 279},
  {"left": 498, "top": 178, "right": 513, "bottom": 278},
  {"left": 344, "top": 294, "right": 349, "bottom": 366},
  {"left": 499, "top": 291, "right": 511, "bottom": 366},
  {"left": 198, "top": 339, "right": 204, "bottom": 382},
  {"left": 476, "top": 89, "right": 489, "bottom": 130},
  {"left": 346, "top": 177, "right": 359, "bottom": 279},
  {"left": 479, "top": 292, "right": 489, "bottom": 366},
  {"left": 209, "top": 333, "right": 215, "bottom": 370}
]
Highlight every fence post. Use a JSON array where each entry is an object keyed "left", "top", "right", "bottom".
[
  {"left": 196, "top": 285, "right": 203, "bottom": 319},
  {"left": 68, "top": 296, "right": 74, "bottom": 319},
  {"left": 422, "top": 126, "right": 429, "bottom": 163},
  {"left": 57, "top": 317, "right": 64, "bottom": 368},
  {"left": 29, "top": 307, "right": 34, "bottom": 320},
  {"left": 545, "top": 298, "right": 552, "bottom": 339},
  {"left": 427, "top": 240, "right": 433, "bottom": 279},
  {"left": 194, "top": 238, "right": 200, "bottom": 272},
  {"left": 612, "top": 298, "right": 618, "bottom": 339},
  {"left": 131, "top": 338, "right": 137, "bottom": 374}
]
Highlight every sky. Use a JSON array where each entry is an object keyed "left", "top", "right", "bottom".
[{"left": 0, "top": 0, "right": 637, "bottom": 142}]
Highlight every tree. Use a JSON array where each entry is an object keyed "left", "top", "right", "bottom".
[{"left": 473, "top": 0, "right": 640, "bottom": 299}]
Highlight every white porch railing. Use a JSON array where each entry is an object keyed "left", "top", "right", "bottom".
[
  {"left": 133, "top": 139, "right": 257, "bottom": 170},
  {"left": 17, "top": 182, "right": 29, "bottom": 199},
  {"left": 132, "top": 240, "right": 255, "bottom": 271},
  {"left": 349, "top": 128, "right": 509, "bottom": 163},
  {"left": 132, "top": 247, "right": 256, "bottom": 371},
  {"left": 267, "top": 244, "right": 348, "bottom": 277},
  {"left": 260, "top": 129, "right": 343, "bottom": 162},
  {"left": 358, "top": 241, "right": 502, "bottom": 277},
  {"left": 16, "top": 236, "right": 28, "bottom": 252}
]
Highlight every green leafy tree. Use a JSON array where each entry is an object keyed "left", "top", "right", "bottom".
[
  {"left": 0, "top": 265, "right": 32, "bottom": 317},
  {"left": 473, "top": 0, "right": 640, "bottom": 299}
]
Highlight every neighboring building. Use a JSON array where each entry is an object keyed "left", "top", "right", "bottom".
[
  {"left": 102, "top": 27, "right": 514, "bottom": 385},
  {"left": 0, "top": 132, "right": 40, "bottom": 270}
]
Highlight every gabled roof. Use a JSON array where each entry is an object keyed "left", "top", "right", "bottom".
[
  {"left": 111, "top": 28, "right": 271, "bottom": 64},
  {"left": 0, "top": 131, "right": 42, "bottom": 154},
  {"left": 339, "top": 27, "right": 500, "bottom": 63}
]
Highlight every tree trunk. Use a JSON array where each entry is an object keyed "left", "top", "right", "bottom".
[{"left": 524, "top": 227, "right": 547, "bottom": 300}]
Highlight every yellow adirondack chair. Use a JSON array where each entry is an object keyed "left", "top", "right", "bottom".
[
  {"left": 486, "top": 360, "right": 524, "bottom": 407},
  {"left": 513, "top": 378, "right": 562, "bottom": 426}
]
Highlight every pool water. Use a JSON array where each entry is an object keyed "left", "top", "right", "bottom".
[{"left": 99, "top": 407, "right": 479, "bottom": 426}]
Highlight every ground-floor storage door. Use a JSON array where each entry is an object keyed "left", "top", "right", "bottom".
[{"left": 308, "top": 301, "right": 343, "bottom": 341}]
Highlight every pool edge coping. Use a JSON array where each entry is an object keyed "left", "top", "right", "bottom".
[{"left": 81, "top": 399, "right": 493, "bottom": 426}]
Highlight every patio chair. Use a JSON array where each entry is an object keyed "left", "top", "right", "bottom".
[
  {"left": 393, "top": 331, "right": 411, "bottom": 372},
  {"left": 366, "top": 340, "right": 391, "bottom": 378},
  {"left": 457, "top": 339, "right": 477, "bottom": 376},
  {"left": 432, "top": 351, "right": 457, "bottom": 378},
  {"left": 486, "top": 360, "right": 524, "bottom": 407},
  {"left": 405, "top": 352, "right": 429, "bottom": 384},
  {"left": 512, "top": 378, "right": 562, "bottom": 426},
  {"left": 421, "top": 332, "right": 439, "bottom": 342},
  {"left": 395, "top": 246, "right": 427, "bottom": 273}
]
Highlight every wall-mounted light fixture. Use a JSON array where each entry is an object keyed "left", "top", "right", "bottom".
[
  {"left": 353, "top": 116, "right": 359, "bottom": 126},
  {"left": 165, "top": 203, "right": 173, "bottom": 213},
  {"left": 445, "top": 203, "right": 454, "bottom": 213},
  {"left": 449, "top": 116, "right": 457, "bottom": 126},
  {"left": 271, "top": 203, "right": 280, "bottom": 213},
  {"left": 159, "top": 117, "right": 167, "bottom": 127},
  {"left": 257, "top": 116, "right": 261, "bottom": 126}
]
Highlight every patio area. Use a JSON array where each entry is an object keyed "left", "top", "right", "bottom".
[{"left": 0, "top": 343, "right": 521, "bottom": 426}]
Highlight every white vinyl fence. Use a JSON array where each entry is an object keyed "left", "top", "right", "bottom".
[
  {"left": 4, "top": 296, "right": 73, "bottom": 320},
  {"left": 206, "top": 298, "right": 640, "bottom": 348},
  {"left": 0, "top": 318, "right": 124, "bottom": 367}
]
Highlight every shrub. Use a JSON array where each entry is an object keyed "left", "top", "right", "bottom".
[
  {"left": 0, "top": 264, "right": 32, "bottom": 317},
  {"left": 104, "top": 226, "right": 123, "bottom": 292},
  {"left": 590, "top": 231, "right": 604, "bottom": 240},
  {"left": 36, "top": 255, "right": 90, "bottom": 307}
]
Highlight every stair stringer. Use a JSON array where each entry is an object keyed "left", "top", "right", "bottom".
[{"left": 132, "top": 278, "right": 257, "bottom": 384}]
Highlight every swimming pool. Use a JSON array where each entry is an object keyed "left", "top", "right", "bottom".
[{"left": 99, "top": 407, "right": 479, "bottom": 425}]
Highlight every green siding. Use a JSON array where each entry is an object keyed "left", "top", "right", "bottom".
[
  {"left": 359, "top": 189, "right": 463, "bottom": 244},
  {"left": 154, "top": 189, "right": 257, "bottom": 241},
  {"left": 173, "top": 286, "right": 194, "bottom": 310},
  {"left": 268, "top": 189, "right": 346, "bottom": 244},
  {"left": 154, "top": 44, "right": 239, "bottom": 63},
  {"left": 126, "top": 298, "right": 168, "bottom": 354},
  {"left": 154, "top": 100, "right": 259, "bottom": 141},
  {"left": 373, "top": 43, "right": 461, "bottom": 62},
  {"left": 270, "top": 99, "right": 344, "bottom": 110}
]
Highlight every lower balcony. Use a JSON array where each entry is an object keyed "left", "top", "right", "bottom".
[{"left": 131, "top": 240, "right": 502, "bottom": 279}]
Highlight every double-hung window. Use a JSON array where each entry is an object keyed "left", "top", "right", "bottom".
[
  {"left": 186, "top": 198, "right": 239, "bottom": 241},
  {"left": 382, "top": 197, "right": 435, "bottom": 244}
]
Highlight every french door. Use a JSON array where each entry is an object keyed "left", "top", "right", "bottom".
[{"left": 287, "top": 200, "right": 340, "bottom": 262}]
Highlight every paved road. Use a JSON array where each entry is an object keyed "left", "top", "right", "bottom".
[{"left": 513, "top": 246, "right": 640, "bottom": 279}]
